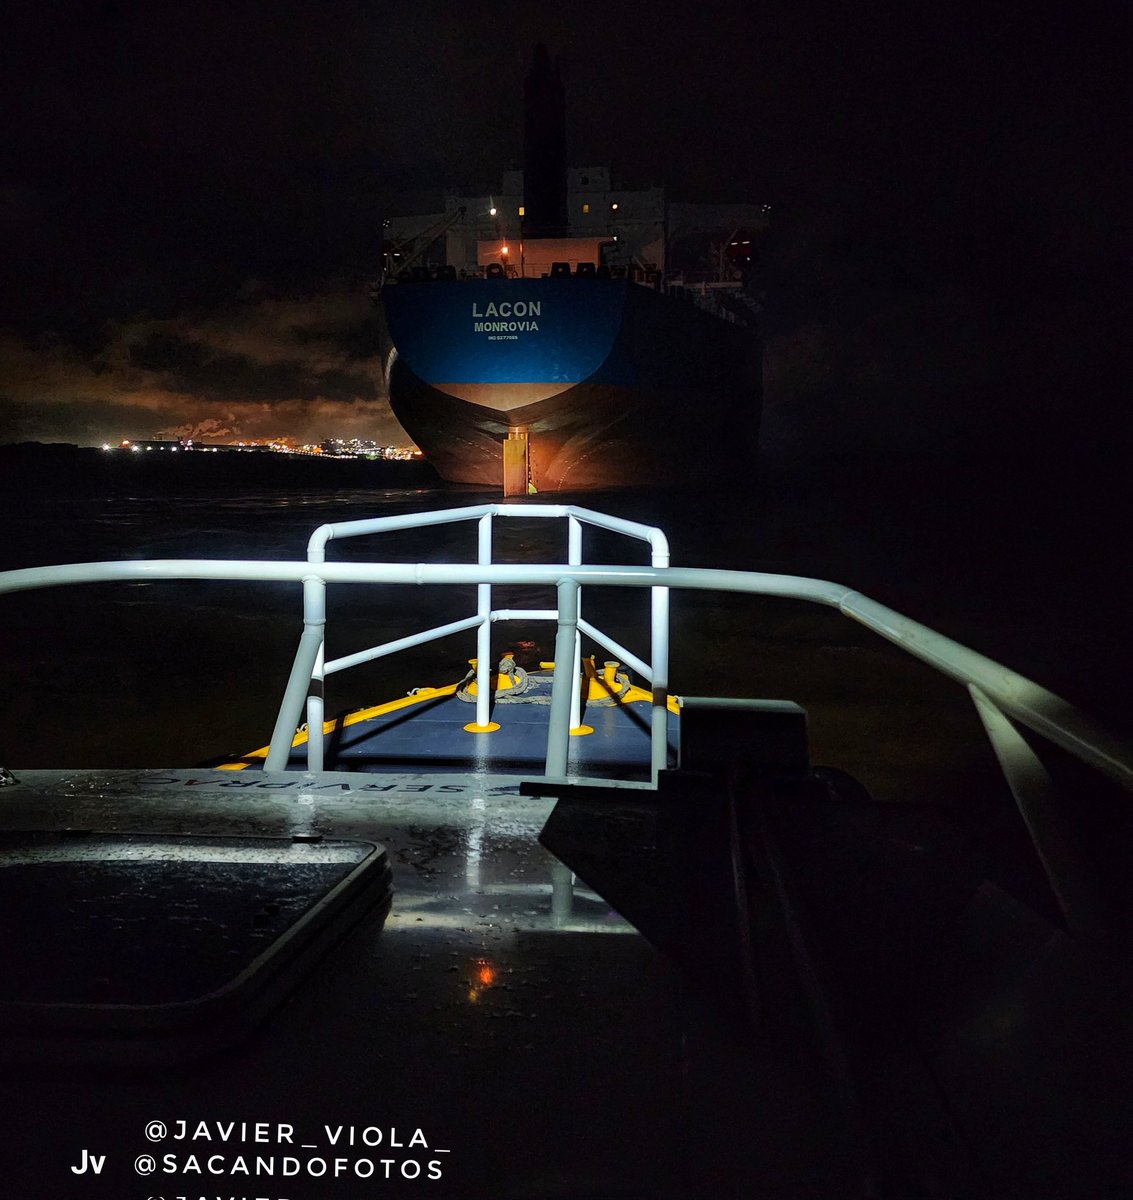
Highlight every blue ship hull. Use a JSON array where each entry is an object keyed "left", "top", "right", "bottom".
[{"left": 382, "top": 278, "right": 761, "bottom": 490}]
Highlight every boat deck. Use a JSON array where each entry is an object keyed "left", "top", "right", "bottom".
[
  {"left": 0, "top": 766, "right": 863, "bottom": 1200},
  {"left": 4, "top": 500, "right": 1132, "bottom": 1198},
  {"left": 231, "top": 668, "right": 680, "bottom": 782}
]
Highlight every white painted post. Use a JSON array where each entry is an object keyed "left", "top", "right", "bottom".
[
  {"left": 306, "top": 640, "right": 325, "bottom": 772},
  {"left": 266, "top": 574, "right": 326, "bottom": 771},
  {"left": 568, "top": 515, "right": 583, "bottom": 731},
  {"left": 650, "top": 535, "right": 671, "bottom": 784},
  {"left": 546, "top": 578, "right": 580, "bottom": 777},
  {"left": 475, "top": 513, "right": 493, "bottom": 729}
]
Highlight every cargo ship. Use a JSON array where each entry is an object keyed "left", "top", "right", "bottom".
[{"left": 378, "top": 45, "right": 765, "bottom": 493}]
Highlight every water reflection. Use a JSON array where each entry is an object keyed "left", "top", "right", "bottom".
[
  {"left": 464, "top": 794, "right": 485, "bottom": 888},
  {"left": 383, "top": 804, "right": 634, "bottom": 940},
  {"left": 467, "top": 957, "right": 498, "bottom": 1002}
]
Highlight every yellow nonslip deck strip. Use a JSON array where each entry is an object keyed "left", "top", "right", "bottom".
[
  {"left": 218, "top": 674, "right": 679, "bottom": 771},
  {"left": 217, "top": 684, "right": 459, "bottom": 770}
]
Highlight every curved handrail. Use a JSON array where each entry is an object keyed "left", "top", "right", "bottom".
[
  {"left": 305, "top": 502, "right": 669, "bottom": 563},
  {"left": 300, "top": 504, "right": 669, "bottom": 772},
  {"left": 1, "top": 557, "right": 1130, "bottom": 794}
]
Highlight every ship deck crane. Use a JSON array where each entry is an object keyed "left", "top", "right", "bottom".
[{"left": 379, "top": 206, "right": 467, "bottom": 286}]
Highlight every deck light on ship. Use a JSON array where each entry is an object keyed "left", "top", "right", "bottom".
[
  {"left": 610, "top": 202, "right": 619, "bottom": 211},
  {"left": 500, "top": 244, "right": 509, "bottom": 257},
  {"left": 489, "top": 205, "right": 497, "bottom": 216}
]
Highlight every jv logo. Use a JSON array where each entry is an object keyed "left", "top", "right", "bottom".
[{"left": 70, "top": 1149, "right": 106, "bottom": 1174}]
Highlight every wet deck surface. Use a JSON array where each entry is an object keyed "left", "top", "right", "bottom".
[
  {"left": 2, "top": 466, "right": 1129, "bottom": 1196},
  {"left": 2, "top": 832, "right": 381, "bottom": 1007},
  {"left": 0, "top": 768, "right": 861, "bottom": 1199}
]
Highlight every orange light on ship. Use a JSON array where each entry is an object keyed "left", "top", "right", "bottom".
[{"left": 500, "top": 244, "right": 509, "bottom": 257}]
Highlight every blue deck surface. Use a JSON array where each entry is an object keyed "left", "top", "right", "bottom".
[{"left": 290, "top": 683, "right": 678, "bottom": 780}]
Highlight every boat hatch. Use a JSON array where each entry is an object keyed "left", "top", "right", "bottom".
[{"left": 0, "top": 831, "right": 391, "bottom": 1065}]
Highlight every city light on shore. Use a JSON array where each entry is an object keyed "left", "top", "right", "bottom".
[{"left": 107, "top": 437, "right": 422, "bottom": 460}]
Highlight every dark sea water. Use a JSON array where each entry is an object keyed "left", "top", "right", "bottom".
[{"left": 0, "top": 445, "right": 1128, "bottom": 812}]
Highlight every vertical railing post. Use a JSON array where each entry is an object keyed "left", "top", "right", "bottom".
[
  {"left": 474, "top": 512, "right": 493, "bottom": 730},
  {"left": 306, "top": 640, "right": 325, "bottom": 772},
  {"left": 568, "top": 516, "right": 583, "bottom": 731},
  {"left": 303, "top": 576, "right": 327, "bottom": 772},
  {"left": 546, "top": 578, "right": 580, "bottom": 777},
  {"left": 551, "top": 861, "right": 574, "bottom": 926},
  {"left": 650, "top": 539, "right": 671, "bottom": 785},
  {"left": 266, "top": 573, "right": 326, "bottom": 772},
  {"left": 970, "top": 684, "right": 1110, "bottom": 936}
]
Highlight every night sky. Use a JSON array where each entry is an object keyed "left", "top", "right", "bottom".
[{"left": 0, "top": 0, "right": 1125, "bottom": 455}]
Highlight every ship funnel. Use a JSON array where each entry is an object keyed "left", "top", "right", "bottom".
[{"left": 522, "top": 44, "right": 567, "bottom": 239}]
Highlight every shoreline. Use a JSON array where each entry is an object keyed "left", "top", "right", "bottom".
[{"left": 0, "top": 442, "right": 444, "bottom": 494}]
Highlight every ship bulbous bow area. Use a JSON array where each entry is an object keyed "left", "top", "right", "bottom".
[{"left": 386, "top": 354, "right": 760, "bottom": 492}]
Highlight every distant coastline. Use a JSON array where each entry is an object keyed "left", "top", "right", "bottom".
[{"left": 0, "top": 441, "right": 444, "bottom": 494}]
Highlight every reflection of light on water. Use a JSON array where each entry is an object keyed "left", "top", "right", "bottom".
[
  {"left": 468, "top": 956, "right": 498, "bottom": 1003},
  {"left": 287, "top": 789, "right": 319, "bottom": 839},
  {"left": 464, "top": 794, "right": 485, "bottom": 889},
  {"left": 384, "top": 889, "right": 635, "bottom": 936},
  {"left": 551, "top": 860, "right": 573, "bottom": 928}
]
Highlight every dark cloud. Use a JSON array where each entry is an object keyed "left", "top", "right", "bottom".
[
  {"left": 0, "top": 396, "right": 167, "bottom": 445},
  {"left": 315, "top": 367, "right": 382, "bottom": 403},
  {"left": 0, "top": 284, "right": 404, "bottom": 446},
  {"left": 0, "top": 0, "right": 1122, "bottom": 450},
  {"left": 127, "top": 332, "right": 209, "bottom": 376},
  {"left": 124, "top": 331, "right": 380, "bottom": 406}
]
